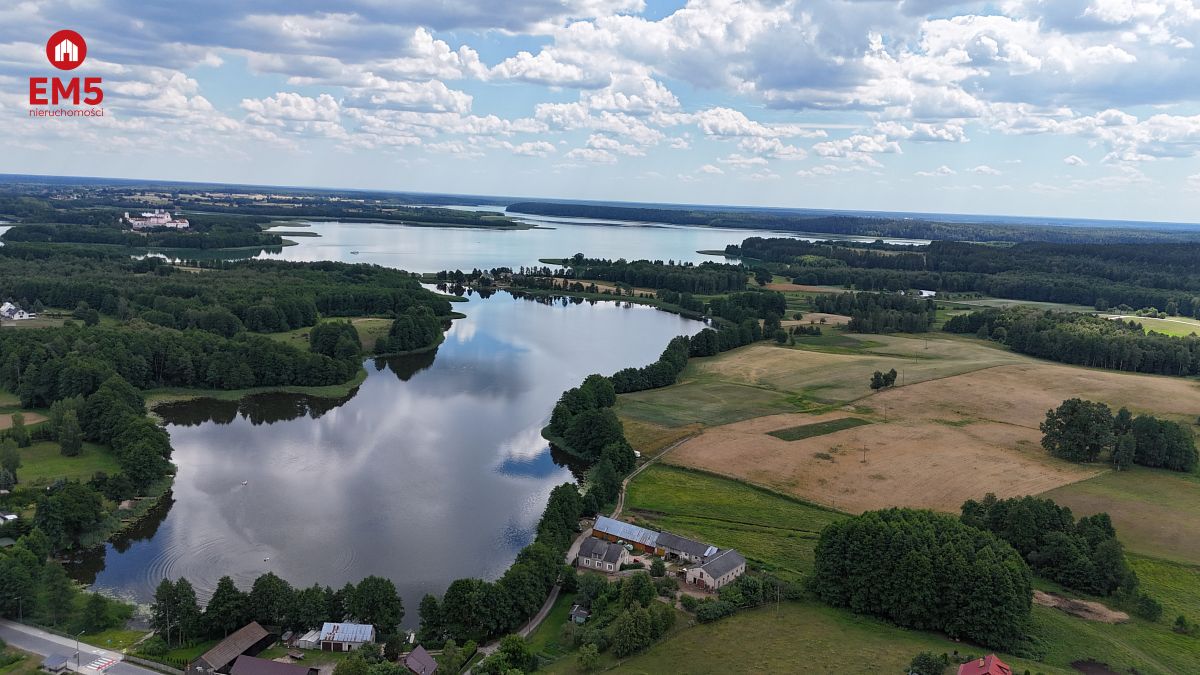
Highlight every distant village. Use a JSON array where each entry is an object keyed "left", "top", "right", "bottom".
[{"left": 123, "top": 208, "right": 191, "bottom": 230}]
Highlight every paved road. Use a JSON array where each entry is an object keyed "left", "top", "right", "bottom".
[{"left": 0, "top": 619, "right": 160, "bottom": 675}]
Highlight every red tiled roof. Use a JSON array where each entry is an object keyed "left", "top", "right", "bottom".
[{"left": 957, "top": 654, "right": 1013, "bottom": 675}]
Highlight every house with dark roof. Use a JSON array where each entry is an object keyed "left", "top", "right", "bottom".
[
  {"left": 569, "top": 604, "right": 591, "bottom": 624},
  {"left": 957, "top": 654, "right": 1013, "bottom": 675},
  {"left": 577, "top": 536, "right": 629, "bottom": 573},
  {"left": 592, "top": 516, "right": 663, "bottom": 554},
  {"left": 685, "top": 549, "right": 746, "bottom": 590},
  {"left": 402, "top": 645, "right": 437, "bottom": 675},
  {"left": 194, "top": 622, "right": 275, "bottom": 674},
  {"left": 230, "top": 655, "right": 316, "bottom": 675},
  {"left": 656, "top": 531, "right": 717, "bottom": 563}
]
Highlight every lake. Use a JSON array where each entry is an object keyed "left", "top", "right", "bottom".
[
  {"left": 252, "top": 210, "right": 927, "bottom": 272},
  {"left": 71, "top": 290, "right": 703, "bottom": 621}
]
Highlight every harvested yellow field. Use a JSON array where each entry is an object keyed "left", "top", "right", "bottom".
[{"left": 665, "top": 410, "right": 1099, "bottom": 514}]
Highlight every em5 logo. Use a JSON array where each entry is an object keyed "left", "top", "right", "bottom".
[{"left": 29, "top": 29, "right": 104, "bottom": 107}]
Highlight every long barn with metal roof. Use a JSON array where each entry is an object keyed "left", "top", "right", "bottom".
[{"left": 592, "top": 515, "right": 662, "bottom": 553}]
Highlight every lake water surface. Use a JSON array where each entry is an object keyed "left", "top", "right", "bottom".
[{"left": 72, "top": 291, "right": 703, "bottom": 620}]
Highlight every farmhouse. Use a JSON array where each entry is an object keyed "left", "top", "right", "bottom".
[
  {"left": 656, "top": 531, "right": 717, "bottom": 563},
  {"left": 318, "top": 622, "right": 375, "bottom": 652},
  {"left": 230, "top": 656, "right": 317, "bottom": 675},
  {"left": 592, "top": 515, "right": 662, "bottom": 555},
  {"left": 402, "top": 645, "right": 437, "bottom": 675},
  {"left": 957, "top": 654, "right": 1012, "bottom": 675},
  {"left": 0, "top": 302, "right": 34, "bottom": 321},
  {"left": 685, "top": 549, "right": 747, "bottom": 590},
  {"left": 577, "top": 536, "right": 629, "bottom": 573},
  {"left": 194, "top": 622, "right": 275, "bottom": 675}
]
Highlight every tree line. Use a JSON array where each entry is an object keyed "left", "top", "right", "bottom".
[
  {"left": 737, "top": 236, "right": 1200, "bottom": 315},
  {"left": 560, "top": 256, "right": 749, "bottom": 295},
  {"left": 506, "top": 203, "right": 1200, "bottom": 244},
  {"left": 814, "top": 291, "right": 934, "bottom": 333},
  {"left": 2, "top": 222, "right": 283, "bottom": 250},
  {"left": 0, "top": 528, "right": 130, "bottom": 632},
  {"left": 945, "top": 307, "right": 1200, "bottom": 377},
  {"left": 1040, "top": 398, "right": 1198, "bottom": 472},
  {"left": 145, "top": 573, "right": 404, "bottom": 652}
]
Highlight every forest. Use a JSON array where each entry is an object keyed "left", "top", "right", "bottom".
[
  {"left": 809, "top": 508, "right": 1031, "bottom": 650},
  {"left": 562, "top": 255, "right": 749, "bottom": 294},
  {"left": 813, "top": 291, "right": 934, "bottom": 333},
  {"left": 506, "top": 202, "right": 1200, "bottom": 244},
  {"left": 0, "top": 245, "right": 451, "bottom": 336},
  {"left": 737, "top": 237, "right": 1200, "bottom": 313},
  {"left": 2, "top": 218, "right": 284, "bottom": 250},
  {"left": 944, "top": 308, "right": 1200, "bottom": 376}
]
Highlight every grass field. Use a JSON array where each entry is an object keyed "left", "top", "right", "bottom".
[
  {"left": 145, "top": 367, "right": 367, "bottom": 407},
  {"left": 1103, "top": 314, "right": 1200, "bottom": 337},
  {"left": 1043, "top": 468, "right": 1200, "bottom": 565},
  {"left": 612, "top": 601, "right": 1071, "bottom": 675},
  {"left": 526, "top": 593, "right": 576, "bottom": 660},
  {"left": 952, "top": 297, "right": 1097, "bottom": 312},
  {"left": 625, "top": 465, "right": 843, "bottom": 581},
  {"left": 766, "top": 417, "right": 870, "bottom": 441},
  {"left": 265, "top": 316, "right": 394, "bottom": 352},
  {"left": 618, "top": 466, "right": 1198, "bottom": 674},
  {"left": 617, "top": 333, "right": 1030, "bottom": 429},
  {"left": 18, "top": 440, "right": 121, "bottom": 487}
]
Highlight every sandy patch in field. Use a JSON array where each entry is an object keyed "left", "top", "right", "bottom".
[
  {"left": 1034, "top": 591, "right": 1129, "bottom": 623},
  {"left": 783, "top": 313, "right": 850, "bottom": 327},
  {"left": 666, "top": 410, "right": 1098, "bottom": 513},
  {"left": 0, "top": 412, "right": 45, "bottom": 430}
]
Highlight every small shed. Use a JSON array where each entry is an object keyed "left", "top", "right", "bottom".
[
  {"left": 402, "top": 645, "right": 437, "bottom": 675},
  {"left": 569, "top": 605, "right": 591, "bottom": 624},
  {"left": 42, "top": 655, "right": 69, "bottom": 672},
  {"left": 295, "top": 630, "right": 320, "bottom": 650},
  {"left": 318, "top": 622, "right": 375, "bottom": 652}
]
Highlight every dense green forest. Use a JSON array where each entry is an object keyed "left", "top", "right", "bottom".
[
  {"left": 736, "top": 237, "right": 1200, "bottom": 313},
  {"left": 0, "top": 246, "right": 451, "bottom": 335},
  {"left": 2, "top": 217, "right": 284, "bottom": 250},
  {"left": 944, "top": 307, "right": 1200, "bottom": 376},
  {"left": 506, "top": 202, "right": 1200, "bottom": 244},
  {"left": 562, "top": 255, "right": 749, "bottom": 294},
  {"left": 809, "top": 508, "right": 1031, "bottom": 650},
  {"left": 814, "top": 291, "right": 934, "bottom": 333}
]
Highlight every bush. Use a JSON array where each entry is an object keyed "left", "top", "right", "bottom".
[
  {"left": 1133, "top": 593, "right": 1163, "bottom": 621},
  {"left": 139, "top": 636, "right": 168, "bottom": 657},
  {"left": 680, "top": 595, "right": 699, "bottom": 613},
  {"left": 694, "top": 600, "right": 737, "bottom": 623},
  {"left": 649, "top": 558, "right": 666, "bottom": 577},
  {"left": 908, "top": 651, "right": 949, "bottom": 675}
]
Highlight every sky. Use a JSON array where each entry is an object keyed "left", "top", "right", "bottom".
[{"left": 4, "top": 1, "right": 1200, "bottom": 222}]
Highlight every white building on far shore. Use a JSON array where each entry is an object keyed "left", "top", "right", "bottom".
[{"left": 124, "top": 208, "right": 190, "bottom": 230}]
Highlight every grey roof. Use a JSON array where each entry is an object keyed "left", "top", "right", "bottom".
[
  {"left": 656, "top": 531, "right": 717, "bottom": 558},
  {"left": 199, "top": 622, "right": 271, "bottom": 670},
  {"left": 230, "top": 655, "right": 311, "bottom": 675},
  {"left": 569, "top": 605, "right": 590, "bottom": 620},
  {"left": 701, "top": 549, "right": 746, "bottom": 578},
  {"left": 319, "top": 622, "right": 374, "bottom": 644},
  {"left": 42, "top": 655, "right": 69, "bottom": 670},
  {"left": 403, "top": 646, "right": 437, "bottom": 675},
  {"left": 579, "top": 537, "right": 607, "bottom": 558},
  {"left": 580, "top": 537, "right": 625, "bottom": 564},
  {"left": 593, "top": 516, "right": 659, "bottom": 547}
]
